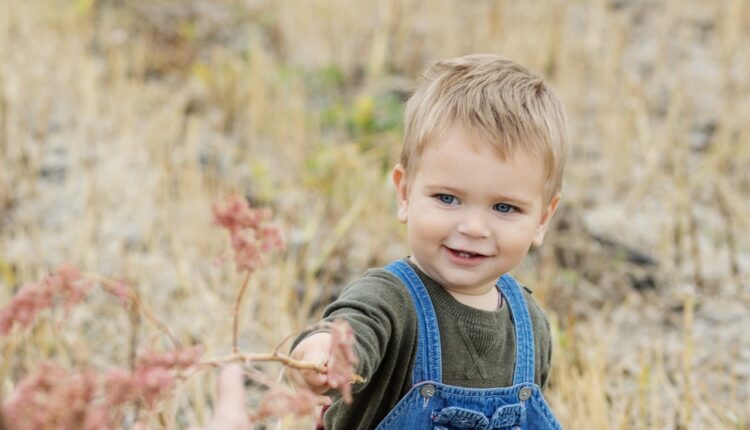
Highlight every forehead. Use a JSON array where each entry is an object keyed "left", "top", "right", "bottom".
[
  {"left": 408, "top": 129, "right": 547, "bottom": 200},
  {"left": 409, "top": 127, "right": 544, "bottom": 178}
]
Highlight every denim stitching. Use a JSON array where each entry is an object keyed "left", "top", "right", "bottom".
[
  {"left": 498, "top": 275, "right": 535, "bottom": 385},
  {"left": 377, "top": 385, "right": 420, "bottom": 429},
  {"left": 386, "top": 261, "right": 443, "bottom": 384},
  {"left": 529, "top": 393, "right": 563, "bottom": 430}
]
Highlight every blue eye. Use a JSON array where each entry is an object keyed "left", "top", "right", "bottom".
[
  {"left": 436, "top": 194, "right": 457, "bottom": 205},
  {"left": 493, "top": 203, "right": 515, "bottom": 213}
]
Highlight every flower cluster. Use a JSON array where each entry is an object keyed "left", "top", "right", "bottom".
[
  {"left": 0, "top": 264, "right": 93, "bottom": 336},
  {"left": 213, "top": 195, "right": 285, "bottom": 273},
  {"left": 2, "top": 362, "right": 101, "bottom": 430},
  {"left": 253, "top": 385, "right": 323, "bottom": 422},
  {"left": 326, "top": 319, "right": 358, "bottom": 403},
  {"left": 1, "top": 347, "right": 203, "bottom": 430},
  {"left": 102, "top": 346, "right": 205, "bottom": 410}
]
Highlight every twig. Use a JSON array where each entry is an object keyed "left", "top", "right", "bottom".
[
  {"left": 232, "top": 271, "right": 253, "bottom": 353},
  {"left": 201, "top": 352, "right": 366, "bottom": 384},
  {"left": 715, "top": 184, "right": 741, "bottom": 287},
  {"left": 272, "top": 328, "right": 305, "bottom": 356},
  {"left": 86, "top": 273, "right": 182, "bottom": 350},
  {"left": 127, "top": 297, "right": 141, "bottom": 370},
  {"left": 680, "top": 295, "right": 695, "bottom": 428},
  {"left": 686, "top": 206, "right": 705, "bottom": 291}
]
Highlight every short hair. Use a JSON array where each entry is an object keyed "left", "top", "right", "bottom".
[{"left": 401, "top": 54, "right": 568, "bottom": 202}]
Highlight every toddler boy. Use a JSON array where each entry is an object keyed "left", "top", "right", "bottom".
[{"left": 292, "top": 54, "right": 567, "bottom": 430}]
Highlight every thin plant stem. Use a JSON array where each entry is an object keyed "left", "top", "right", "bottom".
[
  {"left": 128, "top": 299, "right": 141, "bottom": 370},
  {"left": 0, "top": 407, "right": 7, "bottom": 430},
  {"left": 232, "top": 271, "right": 253, "bottom": 353},
  {"left": 86, "top": 273, "right": 182, "bottom": 350},
  {"left": 201, "top": 352, "right": 366, "bottom": 384}
]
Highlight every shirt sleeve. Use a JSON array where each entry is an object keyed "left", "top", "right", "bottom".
[{"left": 294, "top": 268, "right": 418, "bottom": 394}]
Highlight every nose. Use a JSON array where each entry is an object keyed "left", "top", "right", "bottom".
[{"left": 457, "top": 208, "right": 490, "bottom": 238}]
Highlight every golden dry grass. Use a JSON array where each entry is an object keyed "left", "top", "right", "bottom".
[{"left": 1, "top": 0, "right": 749, "bottom": 428}]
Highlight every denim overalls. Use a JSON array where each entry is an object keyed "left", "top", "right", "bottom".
[{"left": 374, "top": 260, "right": 563, "bottom": 430}]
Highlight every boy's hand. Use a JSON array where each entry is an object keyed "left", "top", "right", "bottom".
[{"left": 290, "top": 332, "right": 334, "bottom": 394}]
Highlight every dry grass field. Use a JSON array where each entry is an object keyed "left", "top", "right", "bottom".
[{"left": 1, "top": 0, "right": 749, "bottom": 428}]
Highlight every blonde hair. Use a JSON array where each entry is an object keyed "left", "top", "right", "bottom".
[{"left": 401, "top": 54, "right": 568, "bottom": 202}]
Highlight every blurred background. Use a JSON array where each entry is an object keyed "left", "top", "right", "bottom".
[{"left": 1, "top": 0, "right": 748, "bottom": 428}]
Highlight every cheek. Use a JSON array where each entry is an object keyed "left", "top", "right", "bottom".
[
  {"left": 408, "top": 209, "right": 451, "bottom": 240},
  {"left": 496, "top": 225, "right": 537, "bottom": 251}
]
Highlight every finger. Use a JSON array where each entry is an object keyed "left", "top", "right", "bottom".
[
  {"left": 302, "top": 349, "right": 329, "bottom": 381},
  {"left": 215, "top": 364, "right": 246, "bottom": 414},
  {"left": 288, "top": 366, "right": 312, "bottom": 389},
  {"left": 303, "top": 369, "right": 329, "bottom": 391},
  {"left": 304, "top": 349, "right": 329, "bottom": 370}
]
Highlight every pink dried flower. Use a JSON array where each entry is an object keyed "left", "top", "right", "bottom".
[
  {"left": 103, "top": 368, "right": 137, "bottom": 406},
  {"left": 326, "top": 319, "right": 358, "bottom": 404},
  {"left": 260, "top": 225, "right": 285, "bottom": 253},
  {"left": 131, "top": 346, "right": 204, "bottom": 407},
  {"left": 0, "top": 264, "right": 92, "bottom": 336},
  {"left": 0, "top": 312, "right": 12, "bottom": 335},
  {"left": 49, "top": 264, "right": 93, "bottom": 315},
  {"left": 134, "top": 366, "right": 174, "bottom": 408},
  {"left": 83, "top": 346, "right": 206, "bottom": 420},
  {"left": 83, "top": 407, "right": 113, "bottom": 430},
  {"left": 135, "top": 345, "right": 204, "bottom": 369},
  {"left": 176, "top": 346, "right": 204, "bottom": 367},
  {"left": 212, "top": 195, "right": 268, "bottom": 232},
  {"left": 213, "top": 195, "right": 285, "bottom": 273},
  {"left": 107, "top": 281, "right": 132, "bottom": 308},
  {"left": 2, "top": 352, "right": 203, "bottom": 430},
  {"left": 253, "top": 386, "right": 320, "bottom": 422},
  {"left": 3, "top": 362, "right": 98, "bottom": 430},
  {"left": 230, "top": 231, "right": 264, "bottom": 272}
]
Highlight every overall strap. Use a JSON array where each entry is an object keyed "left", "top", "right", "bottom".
[
  {"left": 497, "top": 274, "right": 536, "bottom": 385},
  {"left": 384, "top": 260, "right": 443, "bottom": 384}
]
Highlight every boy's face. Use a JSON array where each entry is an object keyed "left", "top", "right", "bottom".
[{"left": 392, "top": 127, "right": 560, "bottom": 297}]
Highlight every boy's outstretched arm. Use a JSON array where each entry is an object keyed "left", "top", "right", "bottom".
[{"left": 289, "top": 269, "right": 418, "bottom": 415}]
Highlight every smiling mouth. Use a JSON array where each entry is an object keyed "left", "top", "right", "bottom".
[{"left": 446, "top": 247, "right": 488, "bottom": 259}]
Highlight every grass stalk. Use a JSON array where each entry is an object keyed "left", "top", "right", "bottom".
[{"left": 232, "top": 271, "right": 253, "bottom": 353}]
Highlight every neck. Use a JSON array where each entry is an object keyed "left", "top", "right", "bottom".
[
  {"left": 444, "top": 286, "right": 500, "bottom": 311},
  {"left": 407, "top": 256, "right": 502, "bottom": 311}
]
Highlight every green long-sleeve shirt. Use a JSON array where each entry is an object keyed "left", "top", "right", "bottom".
[{"left": 298, "top": 259, "right": 553, "bottom": 430}]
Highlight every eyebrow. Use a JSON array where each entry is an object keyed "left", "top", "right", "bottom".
[{"left": 423, "top": 184, "right": 533, "bottom": 207}]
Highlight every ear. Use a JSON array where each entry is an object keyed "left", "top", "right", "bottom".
[
  {"left": 391, "top": 164, "right": 409, "bottom": 224},
  {"left": 531, "top": 194, "right": 560, "bottom": 247}
]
